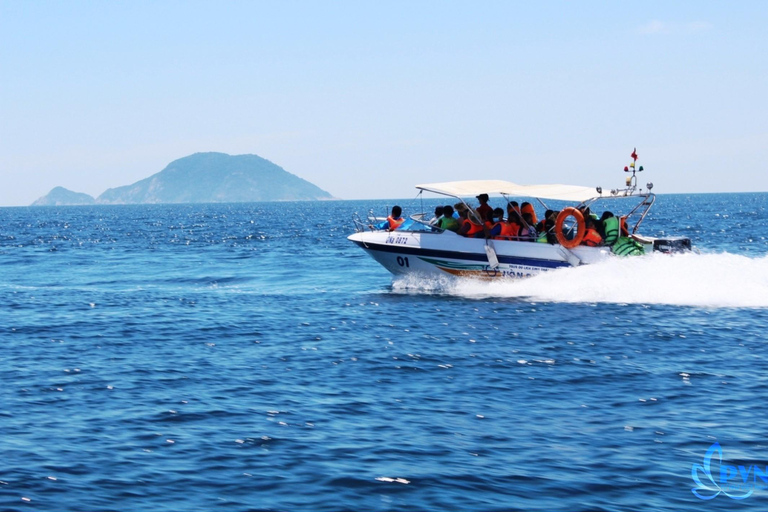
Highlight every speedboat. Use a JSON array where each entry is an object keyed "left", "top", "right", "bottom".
[{"left": 348, "top": 150, "right": 692, "bottom": 280}]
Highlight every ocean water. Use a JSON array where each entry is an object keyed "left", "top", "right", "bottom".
[{"left": 1, "top": 193, "right": 768, "bottom": 511}]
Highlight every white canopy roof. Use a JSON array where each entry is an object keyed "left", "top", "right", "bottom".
[{"left": 416, "top": 180, "right": 600, "bottom": 202}]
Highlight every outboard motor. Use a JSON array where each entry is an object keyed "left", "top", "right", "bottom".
[{"left": 652, "top": 237, "right": 692, "bottom": 254}]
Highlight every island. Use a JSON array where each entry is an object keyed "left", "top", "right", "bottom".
[{"left": 31, "top": 152, "right": 333, "bottom": 205}]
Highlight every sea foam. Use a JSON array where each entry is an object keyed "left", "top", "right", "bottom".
[{"left": 392, "top": 252, "right": 768, "bottom": 308}]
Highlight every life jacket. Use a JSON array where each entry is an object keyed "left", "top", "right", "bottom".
[
  {"left": 536, "top": 231, "right": 548, "bottom": 243},
  {"left": 603, "top": 217, "right": 619, "bottom": 245},
  {"left": 489, "top": 221, "right": 504, "bottom": 237},
  {"left": 495, "top": 222, "right": 518, "bottom": 240},
  {"left": 462, "top": 218, "right": 484, "bottom": 237},
  {"left": 521, "top": 204, "right": 538, "bottom": 225},
  {"left": 439, "top": 216, "right": 460, "bottom": 233},
  {"left": 387, "top": 216, "right": 404, "bottom": 230},
  {"left": 612, "top": 237, "right": 644, "bottom": 256},
  {"left": 582, "top": 227, "right": 602, "bottom": 247}
]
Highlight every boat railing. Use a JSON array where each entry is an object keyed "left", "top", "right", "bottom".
[
  {"left": 626, "top": 193, "right": 655, "bottom": 234},
  {"left": 351, "top": 212, "right": 367, "bottom": 233},
  {"left": 580, "top": 191, "right": 655, "bottom": 234},
  {"left": 352, "top": 209, "right": 386, "bottom": 232}
]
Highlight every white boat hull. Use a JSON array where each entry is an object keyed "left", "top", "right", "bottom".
[{"left": 348, "top": 230, "right": 613, "bottom": 279}]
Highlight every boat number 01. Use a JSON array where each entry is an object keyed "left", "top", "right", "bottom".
[{"left": 396, "top": 256, "right": 410, "bottom": 267}]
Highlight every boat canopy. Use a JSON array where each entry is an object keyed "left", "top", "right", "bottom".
[{"left": 415, "top": 180, "right": 600, "bottom": 203}]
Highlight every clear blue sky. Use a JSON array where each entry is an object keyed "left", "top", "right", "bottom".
[{"left": 1, "top": 1, "right": 766, "bottom": 206}]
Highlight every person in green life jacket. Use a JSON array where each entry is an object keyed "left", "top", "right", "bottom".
[
  {"left": 536, "top": 209, "right": 558, "bottom": 244},
  {"left": 438, "top": 205, "right": 460, "bottom": 232},
  {"left": 601, "top": 212, "right": 620, "bottom": 246}
]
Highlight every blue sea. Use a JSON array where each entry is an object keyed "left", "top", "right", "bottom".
[{"left": 2, "top": 193, "right": 768, "bottom": 511}]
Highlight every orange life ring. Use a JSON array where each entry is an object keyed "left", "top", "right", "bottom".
[{"left": 555, "top": 207, "right": 585, "bottom": 249}]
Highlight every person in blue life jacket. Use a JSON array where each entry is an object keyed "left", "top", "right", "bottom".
[
  {"left": 372, "top": 205, "right": 405, "bottom": 231},
  {"left": 487, "top": 208, "right": 506, "bottom": 238}
]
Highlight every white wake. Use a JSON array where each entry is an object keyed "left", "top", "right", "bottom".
[{"left": 391, "top": 252, "right": 768, "bottom": 308}]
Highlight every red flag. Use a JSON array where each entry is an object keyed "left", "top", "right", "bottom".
[{"left": 631, "top": 148, "right": 638, "bottom": 160}]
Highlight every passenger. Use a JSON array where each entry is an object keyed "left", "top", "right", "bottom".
[
  {"left": 536, "top": 209, "right": 553, "bottom": 233},
  {"left": 488, "top": 208, "right": 506, "bottom": 238},
  {"left": 372, "top": 205, "right": 404, "bottom": 231},
  {"left": 501, "top": 204, "right": 522, "bottom": 240},
  {"left": 518, "top": 213, "right": 538, "bottom": 241},
  {"left": 521, "top": 202, "right": 538, "bottom": 225},
  {"left": 601, "top": 212, "right": 620, "bottom": 245},
  {"left": 452, "top": 202, "right": 464, "bottom": 219},
  {"left": 476, "top": 193, "right": 493, "bottom": 222},
  {"left": 581, "top": 215, "right": 603, "bottom": 247},
  {"left": 429, "top": 205, "right": 444, "bottom": 225},
  {"left": 438, "top": 205, "right": 460, "bottom": 233},
  {"left": 429, "top": 205, "right": 445, "bottom": 232},
  {"left": 508, "top": 201, "right": 521, "bottom": 216},
  {"left": 596, "top": 211, "right": 613, "bottom": 239},
  {"left": 545, "top": 210, "right": 559, "bottom": 244},
  {"left": 457, "top": 207, "right": 486, "bottom": 238}
]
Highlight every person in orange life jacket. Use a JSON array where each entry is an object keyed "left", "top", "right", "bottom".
[
  {"left": 497, "top": 204, "right": 521, "bottom": 240},
  {"left": 372, "top": 205, "right": 404, "bottom": 231},
  {"left": 518, "top": 213, "right": 538, "bottom": 241},
  {"left": 488, "top": 208, "right": 507, "bottom": 238},
  {"left": 438, "top": 205, "right": 460, "bottom": 232},
  {"left": 457, "top": 205, "right": 486, "bottom": 238},
  {"left": 476, "top": 193, "right": 493, "bottom": 222},
  {"left": 521, "top": 202, "right": 538, "bottom": 225},
  {"left": 483, "top": 207, "right": 500, "bottom": 230},
  {"left": 581, "top": 215, "right": 603, "bottom": 246}
]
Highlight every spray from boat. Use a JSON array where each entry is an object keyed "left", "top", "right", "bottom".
[{"left": 390, "top": 251, "right": 768, "bottom": 309}]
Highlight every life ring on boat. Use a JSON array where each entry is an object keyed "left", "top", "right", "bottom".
[{"left": 555, "top": 207, "right": 585, "bottom": 249}]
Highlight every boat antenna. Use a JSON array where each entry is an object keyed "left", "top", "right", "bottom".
[
  {"left": 611, "top": 147, "right": 645, "bottom": 196},
  {"left": 623, "top": 147, "right": 643, "bottom": 194}
]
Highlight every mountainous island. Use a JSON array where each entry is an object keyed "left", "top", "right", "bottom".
[{"left": 31, "top": 152, "right": 333, "bottom": 205}]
